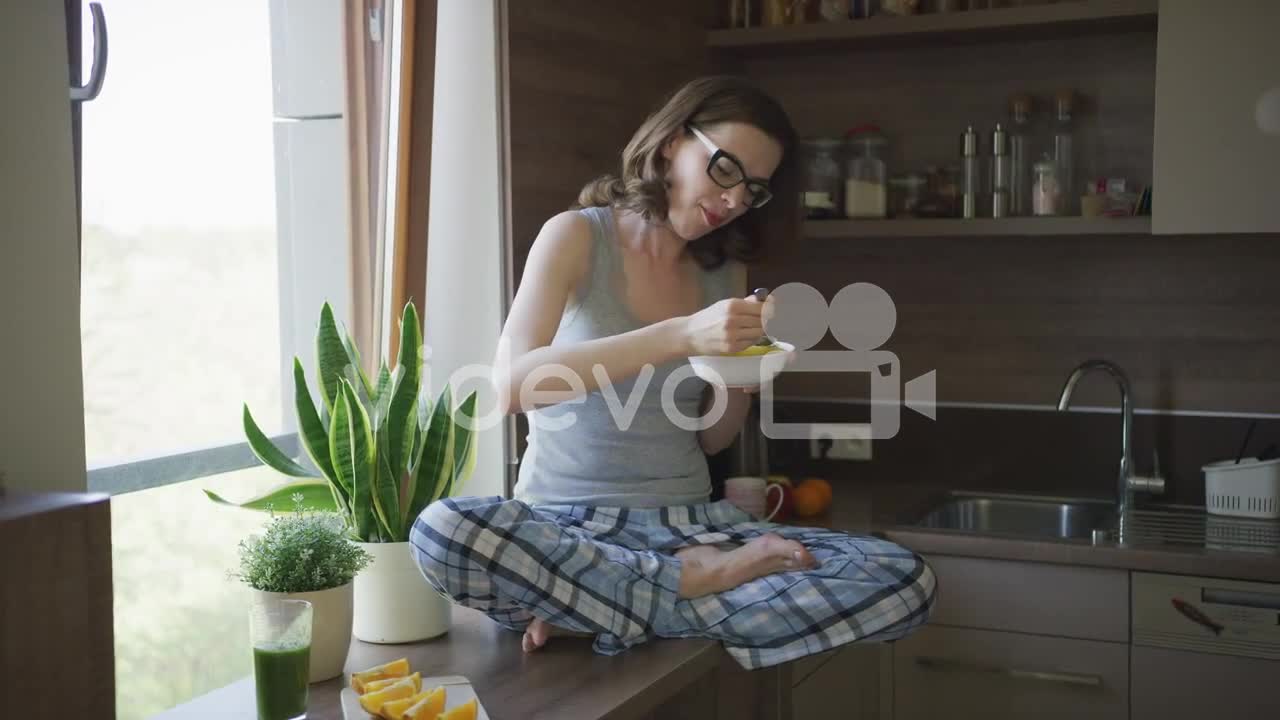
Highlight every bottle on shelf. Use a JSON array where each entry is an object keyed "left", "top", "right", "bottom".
[
  {"left": 1052, "top": 88, "right": 1077, "bottom": 216},
  {"left": 844, "top": 125, "right": 888, "bottom": 219},
  {"left": 1008, "top": 93, "right": 1035, "bottom": 216},
  {"left": 991, "top": 122, "right": 1011, "bottom": 218},
  {"left": 960, "top": 125, "right": 979, "bottom": 219},
  {"left": 1032, "top": 153, "right": 1062, "bottom": 217}
]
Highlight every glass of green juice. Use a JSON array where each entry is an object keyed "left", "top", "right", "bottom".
[{"left": 250, "top": 597, "right": 313, "bottom": 720}]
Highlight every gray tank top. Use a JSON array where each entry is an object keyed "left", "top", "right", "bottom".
[{"left": 512, "top": 205, "right": 737, "bottom": 508}]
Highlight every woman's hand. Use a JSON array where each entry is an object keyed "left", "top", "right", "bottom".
[{"left": 681, "top": 297, "right": 765, "bottom": 356}]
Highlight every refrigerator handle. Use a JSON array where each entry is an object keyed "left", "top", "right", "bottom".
[{"left": 71, "top": 2, "right": 108, "bottom": 102}]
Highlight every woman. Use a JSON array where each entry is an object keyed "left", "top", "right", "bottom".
[{"left": 412, "top": 76, "right": 935, "bottom": 670}]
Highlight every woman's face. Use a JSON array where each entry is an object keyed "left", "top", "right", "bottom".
[{"left": 661, "top": 121, "right": 783, "bottom": 242}]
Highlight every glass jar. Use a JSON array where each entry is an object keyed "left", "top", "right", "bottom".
[
  {"left": 800, "top": 138, "right": 843, "bottom": 219},
  {"left": 844, "top": 125, "right": 888, "bottom": 219},
  {"left": 889, "top": 174, "right": 927, "bottom": 218},
  {"left": 1032, "top": 156, "right": 1061, "bottom": 216}
]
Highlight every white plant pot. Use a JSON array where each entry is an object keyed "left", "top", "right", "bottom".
[
  {"left": 352, "top": 541, "right": 451, "bottom": 643},
  {"left": 251, "top": 583, "right": 353, "bottom": 683}
]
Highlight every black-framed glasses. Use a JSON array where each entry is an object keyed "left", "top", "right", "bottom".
[{"left": 688, "top": 125, "right": 773, "bottom": 209}]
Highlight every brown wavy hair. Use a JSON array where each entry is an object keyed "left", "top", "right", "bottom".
[{"left": 573, "top": 76, "right": 800, "bottom": 270}]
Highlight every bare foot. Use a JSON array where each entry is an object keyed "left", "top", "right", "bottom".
[
  {"left": 675, "top": 534, "right": 816, "bottom": 599},
  {"left": 521, "top": 617, "right": 592, "bottom": 653}
]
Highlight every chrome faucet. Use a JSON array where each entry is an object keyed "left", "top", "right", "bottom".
[{"left": 1056, "top": 359, "right": 1164, "bottom": 524}]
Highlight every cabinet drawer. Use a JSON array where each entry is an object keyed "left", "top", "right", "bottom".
[
  {"left": 925, "top": 555, "right": 1129, "bottom": 641},
  {"left": 894, "top": 626, "right": 1128, "bottom": 720},
  {"left": 1132, "top": 646, "right": 1280, "bottom": 720}
]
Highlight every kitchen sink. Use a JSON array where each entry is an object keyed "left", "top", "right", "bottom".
[{"left": 906, "top": 492, "right": 1117, "bottom": 541}]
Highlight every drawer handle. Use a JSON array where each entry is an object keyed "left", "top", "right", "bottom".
[{"left": 915, "top": 656, "right": 1103, "bottom": 689}]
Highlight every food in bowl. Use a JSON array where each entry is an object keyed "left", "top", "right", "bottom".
[
  {"left": 689, "top": 340, "right": 794, "bottom": 387},
  {"left": 724, "top": 340, "right": 786, "bottom": 357}
]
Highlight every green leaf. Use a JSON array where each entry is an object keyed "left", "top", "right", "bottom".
[
  {"left": 373, "top": 360, "right": 392, "bottom": 406},
  {"left": 342, "top": 329, "right": 375, "bottom": 400},
  {"left": 293, "top": 359, "right": 341, "bottom": 496},
  {"left": 344, "top": 364, "right": 376, "bottom": 422},
  {"left": 370, "top": 424, "right": 402, "bottom": 540},
  {"left": 444, "top": 391, "right": 479, "bottom": 499},
  {"left": 329, "top": 386, "right": 369, "bottom": 540},
  {"left": 407, "top": 385, "right": 455, "bottom": 520},
  {"left": 342, "top": 380, "right": 377, "bottom": 541},
  {"left": 388, "top": 302, "right": 422, "bottom": 484},
  {"left": 203, "top": 479, "right": 336, "bottom": 512},
  {"left": 372, "top": 365, "right": 401, "bottom": 428},
  {"left": 316, "top": 303, "right": 350, "bottom": 415},
  {"left": 243, "top": 404, "right": 310, "bottom": 477}
]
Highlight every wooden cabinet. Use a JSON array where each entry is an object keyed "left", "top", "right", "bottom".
[
  {"left": 889, "top": 555, "right": 1130, "bottom": 720},
  {"left": 924, "top": 555, "right": 1130, "bottom": 641},
  {"left": 0, "top": 491, "right": 115, "bottom": 719},
  {"left": 1131, "top": 646, "right": 1280, "bottom": 720},
  {"left": 790, "top": 644, "right": 888, "bottom": 720},
  {"left": 1152, "top": 0, "right": 1280, "bottom": 234},
  {"left": 893, "top": 625, "right": 1129, "bottom": 720}
]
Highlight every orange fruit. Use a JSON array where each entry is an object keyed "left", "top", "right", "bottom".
[
  {"left": 800, "top": 477, "right": 832, "bottom": 507},
  {"left": 791, "top": 483, "right": 827, "bottom": 517}
]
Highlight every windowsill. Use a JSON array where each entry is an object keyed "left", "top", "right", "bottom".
[{"left": 153, "top": 606, "right": 727, "bottom": 720}]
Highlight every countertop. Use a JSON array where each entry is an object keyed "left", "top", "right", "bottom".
[
  {"left": 802, "top": 479, "right": 1280, "bottom": 584},
  {"left": 155, "top": 606, "right": 724, "bottom": 720},
  {"left": 157, "top": 480, "right": 1278, "bottom": 720}
]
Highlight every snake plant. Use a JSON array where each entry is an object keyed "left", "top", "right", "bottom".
[{"left": 206, "top": 301, "right": 478, "bottom": 543}]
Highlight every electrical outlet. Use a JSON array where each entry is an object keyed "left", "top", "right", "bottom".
[{"left": 810, "top": 437, "right": 872, "bottom": 461}]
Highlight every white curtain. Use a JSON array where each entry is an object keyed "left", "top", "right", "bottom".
[{"left": 422, "top": 0, "right": 507, "bottom": 498}]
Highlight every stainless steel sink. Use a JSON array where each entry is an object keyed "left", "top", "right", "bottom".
[{"left": 907, "top": 492, "right": 1116, "bottom": 541}]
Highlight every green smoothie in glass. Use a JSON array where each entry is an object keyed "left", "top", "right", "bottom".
[
  {"left": 254, "top": 644, "right": 310, "bottom": 720},
  {"left": 250, "top": 598, "right": 313, "bottom": 720}
]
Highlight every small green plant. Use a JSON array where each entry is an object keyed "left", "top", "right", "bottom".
[
  {"left": 234, "top": 497, "right": 373, "bottom": 593},
  {"left": 206, "top": 300, "right": 478, "bottom": 543}
]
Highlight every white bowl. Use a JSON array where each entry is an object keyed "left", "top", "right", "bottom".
[{"left": 689, "top": 341, "right": 795, "bottom": 388}]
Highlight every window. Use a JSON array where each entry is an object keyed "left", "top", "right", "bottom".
[{"left": 75, "top": 1, "right": 351, "bottom": 716}]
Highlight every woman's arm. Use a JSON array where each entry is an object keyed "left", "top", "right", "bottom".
[
  {"left": 697, "top": 262, "right": 755, "bottom": 456},
  {"left": 493, "top": 211, "right": 692, "bottom": 415}
]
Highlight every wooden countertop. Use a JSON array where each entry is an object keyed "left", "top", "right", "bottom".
[
  {"left": 156, "top": 606, "right": 723, "bottom": 720},
  {"left": 158, "top": 478, "right": 1277, "bottom": 720}
]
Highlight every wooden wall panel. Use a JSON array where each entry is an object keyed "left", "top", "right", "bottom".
[
  {"left": 504, "top": 0, "right": 718, "bottom": 286},
  {"left": 755, "top": 231, "right": 1280, "bottom": 414}
]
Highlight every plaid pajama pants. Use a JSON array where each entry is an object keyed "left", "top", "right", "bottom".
[{"left": 410, "top": 495, "right": 936, "bottom": 670}]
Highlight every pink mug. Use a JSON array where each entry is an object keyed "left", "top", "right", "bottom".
[{"left": 724, "top": 476, "right": 785, "bottom": 521}]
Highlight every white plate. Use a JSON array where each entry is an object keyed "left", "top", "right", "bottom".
[
  {"left": 341, "top": 675, "right": 491, "bottom": 720},
  {"left": 688, "top": 341, "right": 794, "bottom": 388}
]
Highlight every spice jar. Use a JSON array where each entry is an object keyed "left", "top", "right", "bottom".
[
  {"left": 763, "top": 0, "right": 790, "bottom": 25},
  {"left": 1032, "top": 156, "right": 1061, "bottom": 216},
  {"left": 844, "top": 125, "right": 888, "bottom": 219},
  {"left": 800, "top": 138, "right": 844, "bottom": 219},
  {"left": 889, "top": 174, "right": 928, "bottom": 218}
]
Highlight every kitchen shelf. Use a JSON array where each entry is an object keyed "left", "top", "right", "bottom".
[
  {"left": 805, "top": 216, "right": 1152, "bottom": 238},
  {"left": 707, "top": 0, "right": 1158, "bottom": 53}
]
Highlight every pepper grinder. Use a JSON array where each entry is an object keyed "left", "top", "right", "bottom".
[
  {"left": 960, "top": 125, "right": 979, "bottom": 219},
  {"left": 991, "top": 123, "right": 1011, "bottom": 219}
]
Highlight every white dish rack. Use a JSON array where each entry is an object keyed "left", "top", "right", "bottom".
[{"left": 1203, "top": 457, "right": 1280, "bottom": 520}]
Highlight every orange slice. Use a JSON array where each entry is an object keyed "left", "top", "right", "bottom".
[
  {"left": 437, "top": 698, "right": 478, "bottom": 720},
  {"left": 400, "top": 687, "right": 447, "bottom": 720},
  {"left": 358, "top": 675, "right": 418, "bottom": 716},
  {"left": 351, "top": 657, "right": 411, "bottom": 693},
  {"left": 364, "top": 671, "right": 421, "bottom": 696}
]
